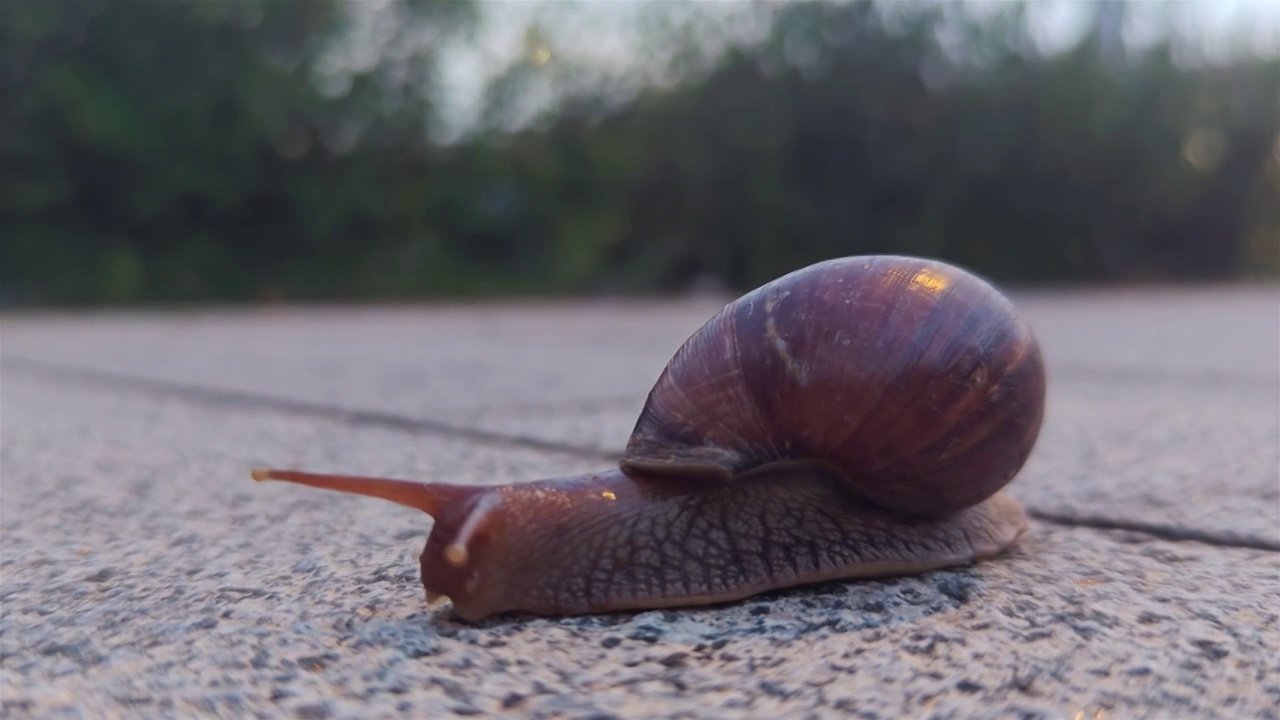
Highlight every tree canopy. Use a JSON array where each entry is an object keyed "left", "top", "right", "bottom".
[{"left": 3, "top": 0, "right": 1276, "bottom": 305}]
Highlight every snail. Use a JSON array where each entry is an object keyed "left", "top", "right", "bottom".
[{"left": 252, "top": 255, "right": 1046, "bottom": 622}]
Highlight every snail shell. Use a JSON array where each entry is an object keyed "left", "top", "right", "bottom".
[
  {"left": 622, "top": 254, "right": 1045, "bottom": 518},
  {"left": 252, "top": 255, "right": 1046, "bottom": 621}
]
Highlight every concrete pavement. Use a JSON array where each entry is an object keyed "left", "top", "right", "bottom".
[{"left": 2, "top": 285, "right": 1278, "bottom": 719}]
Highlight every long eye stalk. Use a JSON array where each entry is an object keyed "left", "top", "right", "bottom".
[{"left": 251, "top": 468, "right": 442, "bottom": 516}]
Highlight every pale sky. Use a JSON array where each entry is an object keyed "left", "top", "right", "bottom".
[{"left": 430, "top": 0, "right": 1280, "bottom": 141}]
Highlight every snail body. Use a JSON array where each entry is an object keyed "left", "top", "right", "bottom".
[{"left": 253, "top": 255, "right": 1046, "bottom": 621}]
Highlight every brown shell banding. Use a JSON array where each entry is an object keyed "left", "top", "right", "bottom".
[
  {"left": 621, "top": 255, "right": 1046, "bottom": 519},
  {"left": 764, "top": 292, "right": 810, "bottom": 385}
]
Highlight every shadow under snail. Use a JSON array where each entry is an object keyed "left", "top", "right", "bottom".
[{"left": 252, "top": 255, "right": 1046, "bottom": 622}]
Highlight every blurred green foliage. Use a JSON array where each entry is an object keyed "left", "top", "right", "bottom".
[{"left": 2, "top": 0, "right": 1277, "bottom": 305}]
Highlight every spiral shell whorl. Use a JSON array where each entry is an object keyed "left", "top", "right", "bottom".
[{"left": 620, "top": 255, "right": 1046, "bottom": 518}]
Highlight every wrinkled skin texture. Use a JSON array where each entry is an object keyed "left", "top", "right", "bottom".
[{"left": 418, "top": 466, "right": 1029, "bottom": 621}]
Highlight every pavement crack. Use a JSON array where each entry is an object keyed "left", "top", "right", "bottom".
[
  {"left": 6, "top": 355, "right": 1276, "bottom": 554},
  {"left": 1027, "top": 509, "right": 1280, "bottom": 552},
  {"left": 0, "top": 356, "right": 619, "bottom": 462},
  {"left": 465, "top": 394, "right": 644, "bottom": 418}
]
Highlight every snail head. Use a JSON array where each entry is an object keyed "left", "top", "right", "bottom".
[{"left": 251, "top": 468, "right": 512, "bottom": 620}]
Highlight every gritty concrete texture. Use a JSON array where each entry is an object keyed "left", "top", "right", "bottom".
[
  {"left": 0, "top": 301, "right": 723, "bottom": 419},
  {"left": 4, "top": 287, "right": 1276, "bottom": 423},
  {"left": 2, "top": 285, "right": 1279, "bottom": 719},
  {"left": 1018, "top": 380, "right": 1280, "bottom": 548},
  {"left": 1013, "top": 287, "right": 1280, "bottom": 380}
]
